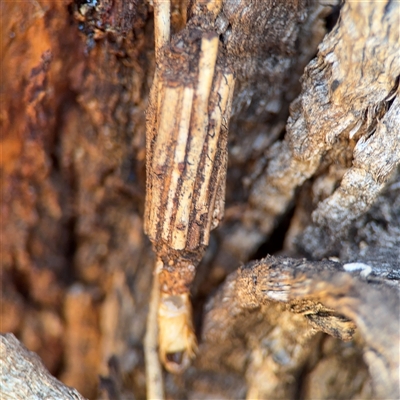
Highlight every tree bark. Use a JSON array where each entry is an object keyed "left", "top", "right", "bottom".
[
  {"left": 201, "top": 255, "right": 399, "bottom": 399},
  {"left": 0, "top": 333, "right": 86, "bottom": 399},
  {"left": 1, "top": 1, "right": 399, "bottom": 399}
]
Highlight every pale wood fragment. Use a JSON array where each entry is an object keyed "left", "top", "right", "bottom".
[
  {"left": 148, "top": 85, "right": 183, "bottom": 242},
  {"left": 162, "top": 86, "right": 194, "bottom": 244},
  {"left": 202, "top": 71, "right": 235, "bottom": 241},
  {"left": 172, "top": 34, "right": 219, "bottom": 249},
  {"left": 144, "top": 24, "right": 236, "bottom": 371},
  {"left": 145, "top": 30, "right": 234, "bottom": 257},
  {"left": 196, "top": 70, "right": 231, "bottom": 216}
]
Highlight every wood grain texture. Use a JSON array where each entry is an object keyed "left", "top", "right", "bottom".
[
  {"left": 144, "top": 18, "right": 235, "bottom": 370},
  {"left": 202, "top": 255, "right": 399, "bottom": 399},
  {"left": 145, "top": 29, "right": 235, "bottom": 283}
]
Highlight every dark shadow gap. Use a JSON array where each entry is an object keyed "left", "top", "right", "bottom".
[{"left": 250, "top": 205, "right": 296, "bottom": 260}]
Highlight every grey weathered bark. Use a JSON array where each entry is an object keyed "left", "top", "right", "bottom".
[
  {"left": 0, "top": 334, "right": 86, "bottom": 400},
  {"left": 230, "top": 1, "right": 400, "bottom": 260},
  {"left": 201, "top": 256, "right": 399, "bottom": 399}
]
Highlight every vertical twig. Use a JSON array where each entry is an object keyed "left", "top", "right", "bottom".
[
  {"left": 145, "top": 1, "right": 171, "bottom": 397},
  {"left": 144, "top": 260, "right": 164, "bottom": 400},
  {"left": 154, "top": 0, "right": 171, "bottom": 63}
]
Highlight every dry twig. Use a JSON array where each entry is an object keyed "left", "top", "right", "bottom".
[{"left": 144, "top": 261, "right": 165, "bottom": 400}]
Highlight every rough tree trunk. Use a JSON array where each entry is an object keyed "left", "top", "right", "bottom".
[{"left": 1, "top": 1, "right": 399, "bottom": 399}]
